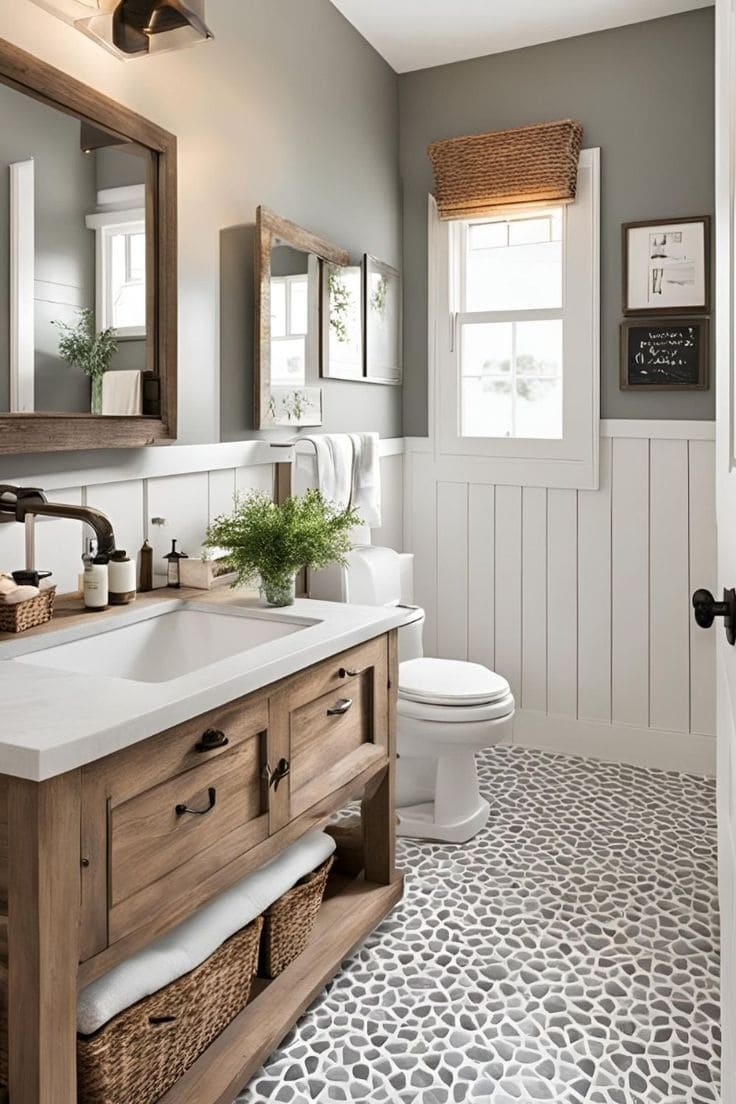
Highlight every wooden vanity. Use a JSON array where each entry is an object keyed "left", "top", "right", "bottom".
[{"left": 0, "top": 596, "right": 402, "bottom": 1103}]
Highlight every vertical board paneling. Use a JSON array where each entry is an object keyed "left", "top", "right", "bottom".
[
  {"left": 611, "top": 438, "right": 650, "bottom": 727},
  {"left": 235, "top": 465, "right": 274, "bottom": 498},
  {"left": 521, "top": 487, "right": 547, "bottom": 712},
  {"left": 436, "top": 482, "right": 468, "bottom": 660},
  {"left": 208, "top": 469, "right": 237, "bottom": 523},
  {"left": 372, "top": 455, "right": 404, "bottom": 552},
  {"left": 494, "top": 485, "right": 522, "bottom": 696},
  {"left": 90, "top": 481, "right": 144, "bottom": 566},
  {"left": 578, "top": 435, "right": 612, "bottom": 722},
  {"left": 408, "top": 455, "right": 438, "bottom": 656},
  {"left": 649, "top": 439, "right": 690, "bottom": 733},
  {"left": 35, "top": 487, "right": 84, "bottom": 595},
  {"left": 147, "top": 472, "right": 210, "bottom": 585},
  {"left": 689, "top": 440, "right": 716, "bottom": 737},
  {"left": 547, "top": 489, "right": 578, "bottom": 718},
  {"left": 467, "top": 484, "right": 495, "bottom": 670}
]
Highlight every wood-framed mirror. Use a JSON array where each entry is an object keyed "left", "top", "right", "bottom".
[
  {"left": 255, "top": 206, "right": 348, "bottom": 430},
  {"left": 0, "top": 38, "right": 177, "bottom": 454}
]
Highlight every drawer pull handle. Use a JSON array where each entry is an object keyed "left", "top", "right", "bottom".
[
  {"left": 327, "top": 697, "right": 353, "bottom": 716},
  {"left": 195, "top": 728, "right": 229, "bottom": 753},
  {"left": 265, "top": 758, "right": 290, "bottom": 791},
  {"left": 176, "top": 787, "right": 217, "bottom": 817},
  {"left": 149, "top": 1015, "right": 177, "bottom": 1026},
  {"left": 339, "top": 667, "right": 364, "bottom": 679}
]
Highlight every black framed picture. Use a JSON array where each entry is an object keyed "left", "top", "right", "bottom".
[
  {"left": 620, "top": 318, "right": 709, "bottom": 391},
  {"left": 622, "top": 216, "right": 710, "bottom": 316}
]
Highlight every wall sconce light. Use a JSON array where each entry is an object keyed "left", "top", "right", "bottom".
[{"left": 29, "top": 0, "right": 214, "bottom": 60}]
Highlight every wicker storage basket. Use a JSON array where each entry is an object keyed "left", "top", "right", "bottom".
[
  {"left": 76, "top": 915, "right": 262, "bottom": 1104},
  {"left": 0, "top": 586, "right": 55, "bottom": 634},
  {"left": 259, "top": 856, "right": 334, "bottom": 979}
]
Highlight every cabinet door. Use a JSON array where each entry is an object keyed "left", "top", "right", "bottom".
[{"left": 267, "top": 636, "right": 390, "bottom": 833}]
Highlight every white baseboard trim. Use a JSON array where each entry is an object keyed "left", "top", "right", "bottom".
[{"left": 511, "top": 709, "right": 716, "bottom": 777}]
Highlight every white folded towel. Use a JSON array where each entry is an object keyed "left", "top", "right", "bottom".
[
  {"left": 102, "top": 370, "right": 142, "bottom": 416},
  {"left": 349, "top": 432, "right": 382, "bottom": 528},
  {"left": 0, "top": 573, "right": 39, "bottom": 604},
  {"left": 77, "top": 829, "right": 336, "bottom": 1036}
]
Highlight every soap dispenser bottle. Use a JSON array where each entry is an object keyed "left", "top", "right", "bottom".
[
  {"left": 164, "top": 540, "right": 188, "bottom": 588},
  {"left": 84, "top": 553, "right": 109, "bottom": 611}
]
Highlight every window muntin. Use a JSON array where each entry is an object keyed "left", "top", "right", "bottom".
[
  {"left": 108, "top": 227, "right": 146, "bottom": 333},
  {"left": 458, "top": 208, "right": 564, "bottom": 440}
]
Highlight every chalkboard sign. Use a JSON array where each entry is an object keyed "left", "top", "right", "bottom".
[{"left": 620, "top": 319, "right": 708, "bottom": 390}]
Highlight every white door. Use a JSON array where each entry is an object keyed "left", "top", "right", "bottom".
[{"left": 714, "top": 2, "right": 736, "bottom": 1097}]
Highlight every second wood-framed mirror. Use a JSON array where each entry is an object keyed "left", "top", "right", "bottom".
[
  {"left": 255, "top": 206, "right": 348, "bottom": 430},
  {"left": 0, "top": 38, "right": 177, "bottom": 454}
]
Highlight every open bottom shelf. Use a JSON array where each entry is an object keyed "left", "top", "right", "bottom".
[{"left": 156, "top": 870, "right": 404, "bottom": 1104}]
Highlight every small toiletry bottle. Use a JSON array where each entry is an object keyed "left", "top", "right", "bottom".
[
  {"left": 109, "top": 550, "right": 137, "bottom": 606},
  {"left": 164, "top": 540, "right": 187, "bottom": 588},
  {"left": 139, "top": 539, "right": 154, "bottom": 593},
  {"left": 79, "top": 537, "right": 98, "bottom": 595},
  {"left": 84, "top": 553, "right": 109, "bottom": 611}
]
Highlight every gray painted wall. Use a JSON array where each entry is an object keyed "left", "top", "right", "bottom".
[
  {"left": 398, "top": 8, "right": 716, "bottom": 434},
  {"left": 0, "top": 0, "right": 401, "bottom": 472}
]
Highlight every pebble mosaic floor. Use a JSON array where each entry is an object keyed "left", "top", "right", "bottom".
[{"left": 237, "top": 746, "right": 721, "bottom": 1104}]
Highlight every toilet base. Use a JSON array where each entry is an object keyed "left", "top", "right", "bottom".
[{"left": 397, "top": 797, "right": 490, "bottom": 843}]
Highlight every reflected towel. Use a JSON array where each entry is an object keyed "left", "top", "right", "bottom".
[{"left": 102, "top": 371, "right": 142, "bottom": 416}]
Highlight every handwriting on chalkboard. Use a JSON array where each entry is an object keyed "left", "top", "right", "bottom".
[{"left": 621, "top": 320, "right": 707, "bottom": 389}]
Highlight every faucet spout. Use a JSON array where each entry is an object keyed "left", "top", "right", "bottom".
[{"left": 0, "top": 485, "right": 116, "bottom": 557}]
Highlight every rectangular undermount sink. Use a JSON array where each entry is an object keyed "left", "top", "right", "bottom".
[{"left": 15, "top": 606, "right": 311, "bottom": 684}]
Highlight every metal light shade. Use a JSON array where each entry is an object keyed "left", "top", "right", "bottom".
[
  {"left": 143, "top": 0, "right": 213, "bottom": 39},
  {"left": 112, "top": 0, "right": 213, "bottom": 55}
]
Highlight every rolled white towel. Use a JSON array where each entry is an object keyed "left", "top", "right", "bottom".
[
  {"left": 77, "top": 828, "right": 336, "bottom": 1036},
  {"left": 0, "top": 575, "right": 39, "bottom": 604}
]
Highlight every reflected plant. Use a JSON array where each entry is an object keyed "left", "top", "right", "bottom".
[
  {"left": 53, "top": 308, "right": 117, "bottom": 415},
  {"left": 327, "top": 265, "right": 351, "bottom": 344},
  {"left": 370, "top": 275, "right": 389, "bottom": 315}
]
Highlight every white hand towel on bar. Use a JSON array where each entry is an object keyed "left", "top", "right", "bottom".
[
  {"left": 102, "top": 370, "right": 142, "bottom": 416},
  {"left": 303, "top": 434, "right": 354, "bottom": 512},
  {"left": 349, "top": 432, "right": 382, "bottom": 528}
]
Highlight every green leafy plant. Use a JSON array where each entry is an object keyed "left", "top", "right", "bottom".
[
  {"left": 205, "top": 490, "right": 361, "bottom": 602},
  {"left": 53, "top": 308, "right": 117, "bottom": 379},
  {"left": 53, "top": 308, "right": 118, "bottom": 415},
  {"left": 370, "top": 274, "right": 389, "bottom": 315}
]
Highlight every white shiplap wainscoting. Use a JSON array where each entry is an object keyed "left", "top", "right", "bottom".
[
  {"left": 404, "top": 422, "right": 716, "bottom": 776},
  {"left": 0, "top": 439, "right": 405, "bottom": 596}
]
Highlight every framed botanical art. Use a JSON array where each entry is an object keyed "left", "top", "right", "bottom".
[
  {"left": 364, "top": 255, "right": 402, "bottom": 385},
  {"left": 622, "top": 216, "right": 710, "bottom": 316},
  {"left": 321, "top": 262, "right": 364, "bottom": 381},
  {"left": 620, "top": 318, "right": 709, "bottom": 390}
]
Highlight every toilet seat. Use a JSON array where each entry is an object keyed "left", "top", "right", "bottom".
[
  {"left": 397, "top": 694, "right": 515, "bottom": 724},
  {"left": 399, "top": 657, "right": 512, "bottom": 708}
]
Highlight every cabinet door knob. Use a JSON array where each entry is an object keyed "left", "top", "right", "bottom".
[
  {"left": 194, "top": 728, "right": 229, "bottom": 753},
  {"left": 176, "top": 787, "right": 217, "bottom": 817},
  {"left": 692, "top": 587, "right": 736, "bottom": 645},
  {"left": 327, "top": 697, "right": 353, "bottom": 716}
]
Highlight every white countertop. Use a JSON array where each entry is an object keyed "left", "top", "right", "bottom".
[{"left": 0, "top": 594, "right": 407, "bottom": 782}]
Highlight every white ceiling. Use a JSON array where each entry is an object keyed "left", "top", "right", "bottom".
[{"left": 329, "top": 0, "right": 714, "bottom": 73}]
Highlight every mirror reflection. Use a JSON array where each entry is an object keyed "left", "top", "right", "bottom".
[{"left": 0, "top": 79, "right": 152, "bottom": 416}]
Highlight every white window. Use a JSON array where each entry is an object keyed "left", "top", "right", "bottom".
[
  {"left": 431, "top": 147, "right": 600, "bottom": 489},
  {"left": 270, "top": 274, "right": 309, "bottom": 386},
  {"left": 86, "top": 185, "right": 146, "bottom": 339}
]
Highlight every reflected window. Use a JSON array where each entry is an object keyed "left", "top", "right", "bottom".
[
  {"left": 270, "top": 274, "right": 308, "bottom": 385},
  {"left": 86, "top": 185, "right": 146, "bottom": 339}
]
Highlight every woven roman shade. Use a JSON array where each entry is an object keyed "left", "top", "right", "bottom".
[{"left": 428, "top": 119, "right": 584, "bottom": 220}]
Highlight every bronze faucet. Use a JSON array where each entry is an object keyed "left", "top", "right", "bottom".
[{"left": 0, "top": 485, "right": 116, "bottom": 559}]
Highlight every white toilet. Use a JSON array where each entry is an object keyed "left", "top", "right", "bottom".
[{"left": 310, "top": 545, "right": 515, "bottom": 843}]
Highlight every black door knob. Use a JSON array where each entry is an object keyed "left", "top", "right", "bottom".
[{"left": 692, "top": 587, "right": 736, "bottom": 645}]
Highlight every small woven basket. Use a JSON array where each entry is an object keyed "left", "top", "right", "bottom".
[
  {"left": 76, "top": 916, "right": 262, "bottom": 1104},
  {"left": 259, "top": 856, "right": 334, "bottom": 979},
  {"left": 0, "top": 587, "right": 56, "bottom": 634}
]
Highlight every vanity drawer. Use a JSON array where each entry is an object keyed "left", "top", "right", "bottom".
[
  {"left": 109, "top": 739, "right": 264, "bottom": 909},
  {"left": 289, "top": 676, "right": 370, "bottom": 813}
]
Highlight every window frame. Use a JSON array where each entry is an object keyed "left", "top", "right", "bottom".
[
  {"left": 430, "top": 147, "right": 600, "bottom": 490},
  {"left": 86, "top": 185, "right": 147, "bottom": 340}
]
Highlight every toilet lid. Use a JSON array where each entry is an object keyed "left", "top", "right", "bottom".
[{"left": 399, "top": 658, "right": 511, "bottom": 708}]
